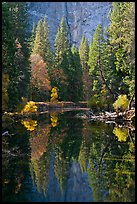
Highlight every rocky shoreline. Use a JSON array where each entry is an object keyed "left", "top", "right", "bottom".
[{"left": 75, "top": 108, "right": 135, "bottom": 130}]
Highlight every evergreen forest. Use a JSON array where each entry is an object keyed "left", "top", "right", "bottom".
[
  {"left": 2, "top": 2, "right": 135, "bottom": 116},
  {"left": 2, "top": 2, "right": 135, "bottom": 202}
]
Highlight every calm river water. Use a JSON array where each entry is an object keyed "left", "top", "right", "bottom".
[{"left": 2, "top": 110, "right": 135, "bottom": 202}]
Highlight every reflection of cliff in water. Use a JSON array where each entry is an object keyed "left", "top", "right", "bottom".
[
  {"left": 29, "top": 111, "right": 84, "bottom": 196},
  {"left": 29, "top": 123, "right": 52, "bottom": 196},
  {"left": 2, "top": 110, "right": 134, "bottom": 201},
  {"left": 28, "top": 113, "right": 134, "bottom": 201}
]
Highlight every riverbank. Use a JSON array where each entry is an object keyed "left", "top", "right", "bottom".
[
  {"left": 76, "top": 108, "right": 135, "bottom": 121},
  {"left": 3, "top": 101, "right": 135, "bottom": 129},
  {"left": 75, "top": 108, "right": 135, "bottom": 132}
]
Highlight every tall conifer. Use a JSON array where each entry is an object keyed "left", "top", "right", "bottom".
[
  {"left": 12, "top": 2, "right": 31, "bottom": 102},
  {"left": 79, "top": 36, "right": 90, "bottom": 100},
  {"left": 42, "top": 17, "right": 54, "bottom": 68},
  {"left": 54, "top": 16, "right": 70, "bottom": 66},
  {"left": 31, "top": 17, "right": 53, "bottom": 69},
  {"left": 107, "top": 2, "right": 135, "bottom": 98},
  {"left": 2, "top": 2, "right": 17, "bottom": 111},
  {"left": 32, "top": 19, "right": 45, "bottom": 58}
]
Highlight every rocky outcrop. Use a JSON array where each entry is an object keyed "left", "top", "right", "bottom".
[{"left": 28, "top": 2, "right": 112, "bottom": 48}]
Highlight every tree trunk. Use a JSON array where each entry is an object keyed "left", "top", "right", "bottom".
[{"left": 128, "top": 94, "right": 135, "bottom": 110}]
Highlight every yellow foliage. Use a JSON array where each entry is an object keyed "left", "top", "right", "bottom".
[
  {"left": 51, "top": 92, "right": 58, "bottom": 98},
  {"left": 52, "top": 87, "right": 57, "bottom": 93},
  {"left": 50, "top": 87, "right": 58, "bottom": 103},
  {"left": 21, "top": 101, "right": 37, "bottom": 113},
  {"left": 50, "top": 114, "right": 58, "bottom": 127},
  {"left": 21, "top": 119, "right": 37, "bottom": 131},
  {"left": 50, "top": 98, "right": 55, "bottom": 102},
  {"left": 113, "top": 127, "right": 128, "bottom": 142},
  {"left": 113, "top": 95, "right": 129, "bottom": 112},
  {"left": 61, "top": 102, "right": 64, "bottom": 107}
]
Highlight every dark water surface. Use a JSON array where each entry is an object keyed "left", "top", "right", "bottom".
[{"left": 2, "top": 110, "right": 135, "bottom": 202}]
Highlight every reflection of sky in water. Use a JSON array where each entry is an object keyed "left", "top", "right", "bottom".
[
  {"left": 22, "top": 152, "right": 93, "bottom": 202},
  {"left": 46, "top": 154, "right": 93, "bottom": 202},
  {"left": 2, "top": 111, "right": 135, "bottom": 202}
]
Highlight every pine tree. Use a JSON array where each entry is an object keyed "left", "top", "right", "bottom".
[
  {"left": 54, "top": 16, "right": 70, "bottom": 66},
  {"left": 79, "top": 35, "right": 90, "bottom": 100},
  {"left": 42, "top": 17, "right": 53, "bottom": 67},
  {"left": 32, "top": 19, "right": 45, "bottom": 58},
  {"left": 2, "top": 2, "right": 19, "bottom": 111},
  {"left": 88, "top": 24, "right": 104, "bottom": 73},
  {"left": 54, "top": 17, "right": 82, "bottom": 101},
  {"left": 31, "top": 17, "right": 53, "bottom": 70},
  {"left": 59, "top": 46, "right": 83, "bottom": 102},
  {"left": 88, "top": 24, "right": 117, "bottom": 110},
  {"left": 79, "top": 35, "right": 89, "bottom": 69},
  {"left": 53, "top": 17, "right": 70, "bottom": 100},
  {"left": 71, "top": 45, "right": 83, "bottom": 102},
  {"left": 12, "top": 2, "right": 31, "bottom": 103},
  {"left": 54, "top": 17, "right": 83, "bottom": 102},
  {"left": 2, "top": 2, "right": 31, "bottom": 111},
  {"left": 88, "top": 24, "right": 104, "bottom": 97},
  {"left": 29, "top": 22, "right": 36, "bottom": 51},
  {"left": 107, "top": 2, "right": 135, "bottom": 99}
]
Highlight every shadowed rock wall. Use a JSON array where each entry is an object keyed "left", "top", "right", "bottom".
[{"left": 28, "top": 2, "right": 112, "bottom": 48}]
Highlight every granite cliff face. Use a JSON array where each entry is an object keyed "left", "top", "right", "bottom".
[{"left": 28, "top": 2, "right": 112, "bottom": 47}]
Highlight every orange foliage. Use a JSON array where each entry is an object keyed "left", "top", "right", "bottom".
[
  {"left": 30, "top": 124, "right": 51, "bottom": 161},
  {"left": 30, "top": 54, "right": 51, "bottom": 91}
]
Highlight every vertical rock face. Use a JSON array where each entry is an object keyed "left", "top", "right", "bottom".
[{"left": 28, "top": 2, "right": 112, "bottom": 48}]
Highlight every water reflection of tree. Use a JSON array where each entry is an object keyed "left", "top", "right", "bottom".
[
  {"left": 26, "top": 112, "right": 135, "bottom": 202},
  {"left": 87, "top": 122, "right": 135, "bottom": 202},
  {"left": 27, "top": 112, "right": 84, "bottom": 195},
  {"left": 29, "top": 123, "right": 52, "bottom": 196},
  {"left": 30, "top": 151, "right": 51, "bottom": 196},
  {"left": 54, "top": 146, "right": 70, "bottom": 193},
  {"left": 78, "top": 120, "right": 91, "bottom": 173},
  {"left": 2, "top": 121, "right": 30, "bottom": 202},
  {"left": 52, "top": 112, "right": 83, "bottom": 193},
  {"left": 104, "top": 126, "right": 135, "bottom": 202}
]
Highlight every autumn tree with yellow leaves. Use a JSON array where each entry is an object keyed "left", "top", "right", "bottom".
[{"left": 50, "top": 87, "right": 58, "bottom": 103}]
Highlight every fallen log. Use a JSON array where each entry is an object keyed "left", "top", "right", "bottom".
[
  {"left": 3, "top": 106, "right": 90, "bottom": 119},
  {"left": 76, "top": 108, "right": 135, "bottom": 124}
]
